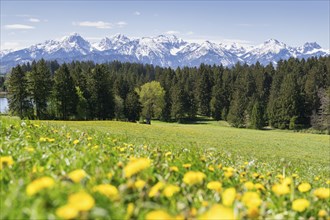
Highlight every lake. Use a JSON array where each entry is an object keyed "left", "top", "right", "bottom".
[{"left": 0, "top": 97, "right": 8, "bottom": 113}]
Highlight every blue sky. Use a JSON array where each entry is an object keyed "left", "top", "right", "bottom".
[{"left": 1, "top": 1, "right": 329, "bottom": 50}]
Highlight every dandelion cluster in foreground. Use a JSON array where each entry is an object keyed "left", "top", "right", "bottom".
[{"left": 0, "top": 119, "right": 329, "bottom": 219}]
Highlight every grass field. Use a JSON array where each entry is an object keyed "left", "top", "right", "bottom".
[
  {"left": 46, "top": 119, "right": 330, "bottom": 176},
  {"left": 1, "top": 116, "right": 329, "bottom": 219}
]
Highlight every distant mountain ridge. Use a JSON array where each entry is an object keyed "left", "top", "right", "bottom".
[{"left": 1, "top": 33, "right": 329, "bottom": 73}]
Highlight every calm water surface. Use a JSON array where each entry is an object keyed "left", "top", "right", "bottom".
[{"left": 0, "top": 97, "right": 8, "bottom": 113}]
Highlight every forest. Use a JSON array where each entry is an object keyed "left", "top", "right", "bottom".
[{"left": 3, "top": 56, "right": 330, "bottom": 131}]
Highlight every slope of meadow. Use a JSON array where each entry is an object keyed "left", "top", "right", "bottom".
[{"left": 1, "top": 116, "right": 329, "bottom": 219}]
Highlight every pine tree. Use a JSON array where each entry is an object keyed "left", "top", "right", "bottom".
[
  {"left": 196, "top": 65, "right": 212, "bottom": 116},
  {"left": 124, "top": 90, "right": 141, "bottom": 122},
  {"left": 114, "top": 95, "right": 125, "bottom": 120},
  {"left": 94, "top": 65, "right": 115, "bottom": 119},
  {"left": 76, "top": 86, "right": 88, "bottom": 120},
  {"left": 7, "top": 65, "right": 32, "bottom": 118},
  {"left": 28, "top": 59, "right": 52, "bottom": 119},
  {"left": 250, "top": 100, "right": 264, "bottom": 129},
  {"left": 53, "top": 63, "right": 78, "bottom": 119},
  {"left": 227, "top": 90, "right": 246, "bottom": 127},
  {"left": 170, "top": 83, "right": 185, "bottom": 122}
]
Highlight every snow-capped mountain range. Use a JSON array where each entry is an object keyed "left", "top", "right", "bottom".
[{"left": 1, "top": 33, "right": 329, "bottom": 73}]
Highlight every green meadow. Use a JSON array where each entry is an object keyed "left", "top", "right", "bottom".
[
  {"left": 1, "top": 116, "right": 329, "bottom": 219},
  {"left": 46, "top": 119, "right": 329, "bottom": 176}
]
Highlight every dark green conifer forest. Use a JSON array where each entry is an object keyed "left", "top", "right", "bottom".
[{"left": 4, "top": 56, "right": 330, "bottom": 131}]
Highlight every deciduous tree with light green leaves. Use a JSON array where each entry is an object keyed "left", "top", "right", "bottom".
[{"left": 136, "top": 81, "right": 165, "bottom": 124}]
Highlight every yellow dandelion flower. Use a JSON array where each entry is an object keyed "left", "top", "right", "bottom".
[
  {"left": 24, "top": 147, "right": 35, "bottom": 152},
  {"left": 165, "top": 152, "right": 172, "bottom": 157},
  {"left": 125, "top": 203, "right": 135, "bottom": 220},
  {"left": 254, "top": 183, "right": 265, "bottom": 191},
  {"left": 39, "top": 137, "right": 47, "bottom": 142},
  {"left": 247, "top": 207, "right": 259, "bottom": 218},
  {"left": 318, "top": 209, "right": 327, "bottom": 217},
  {"left": 68, "top": 192, "right": 95, "bottom": 211},
  {"left": 56, "top": 204, "right": 79, "bottom": 220},
  {"left": 207, "top": 181, "right": 222, "bottom": 193},
  {"left": 107, "top": 172, "right": 113, "bottom": 179},
  {"left": 198, "top": 204, "right": 235, "bottom": 220},
  {"left": 0, "top": 156, "right": 14, "bottom": 170},
  {"left": 149, "top": 182, "right": 165, "bottom": 198},
  {"left": 124, "top": 158, "right": 151, "bottom": 178},
  {"left": 117, "top": 161, "right": 123, "bottom": 168},
  {"left": 92, "top": 145, "right": 99, "bottom": 150},
  {"left": 241, "top": 192, "right": 262, "bottom": 208},
  {"left": 282, "top": 177, "right": 292, "bottom": 185},
  {"left": 272, "top": 183, "right": 290, "bottom": 196},
  {"left": 134, "top": 179, "right": 146, "bottom": 189},
  {"left": 93, "top": 184, "right": 119, "bottom": 200},
  {"left": 292, "top": 173, "right": 299, "bottom": 179},
  {"left": 314, "top": 188, "right": 330, "bottom": 199},
  {"left": 276, "top": 174, "right": 284, "bottom": 180},
  {"left": 26, "top": 176, "right": 55, "bottom": 196},
  {"left": 292, "top": 198, "right": 310, "bottom": 212},
  {"left": 202, "top": 201, "right": 209, "bottom": 207},
  {"left": 252, "top": 173, "right": 260, "bottom": 178},
  {"left": 190, "top": 207, "right": 197, "bottom": 217},
  {"left": 224, "top": 168, "right": 234, "bottom": 178},
  {"left": 208, "top": 165, "right": 215, "bottom": 172},
  {"left": 240, "top": 172, "right": 246, "bottom": 177},
  {"left": 145, "top": 210, "right": 173, "bottom": 220},
  {"left": 243, "top": 181, "right": 255, "bottom": 190},
  {"left": 183, "top": 171, "right": 206, "bottom": 185},
  {"left": 47, "top": 138, "right": 55, "bottom": 143},
  {"left": 68, "top": 169, "right": 87, "bottom": 183},
  {"left": 298, "top": 183, "right": 311, "bottom": 193},
  {"left": 163, "top": 184, "right": 180, "bottom": 198},
  {"left": 170, "top": 166, "right": 179, "bottom": 172},
  {"left": 183, "top": 163, "right": 192, "bottom": 168},
  {"left": 87, "top": 137, "right": 92, "bottom": 141},
  {"left": 222, "top": 188, "right": 236, "bottom": 207},
  {"left": 32, "top": 165, "right": 44, "bottom": 173},
  {"left": 73, "top": 139, "right": 79, "bottom": 145}
]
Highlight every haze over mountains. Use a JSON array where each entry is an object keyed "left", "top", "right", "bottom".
[{"left": 1, "top": 33, "right": 329, "bottom": 73}]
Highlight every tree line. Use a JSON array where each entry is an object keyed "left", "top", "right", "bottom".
[{"left": 5, "top": 56, "right": 330, "bottom": 131}]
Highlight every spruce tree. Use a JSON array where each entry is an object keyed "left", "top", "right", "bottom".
[
  {"left": 196, "top": 65, "right": 212, "bottom": 116},
  {"left": 7, "top": 65, "right": 32, "bottom": 118},
  {"left": 124, "top": 90, "right": 141, "bottom": 122},
  {"left": 170, "top": 83, "right": 185, "bottom": 122},
  {"left": 53, "top": 63, "right": 78, "bottom": 119},
  {"left": 250, "top": 100, "right": 264, "bottom": 129},
  {"left": 28, "top": 59, "right": 52, "bottom": 119}
]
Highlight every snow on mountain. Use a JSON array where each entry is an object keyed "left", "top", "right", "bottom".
[
  {"left": 0, "top": 49, "right": 13, "bottom": 58},
  {"left": 1, "top": 33, "right": 329, "bottom": 73},
  {"left": 240, "top": 39, "right": 292, "bottom": 65}
]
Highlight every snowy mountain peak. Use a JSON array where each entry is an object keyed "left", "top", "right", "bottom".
[
  {"left": 301, "top": 42, "right": 322, "bottom": 53},
  {"left": 0, "top": 33, "right": 329, "bottom": 73},
  {"left": 304, "top": 42, "right": 321, "bottom": 49},
  {"left": 110, "top": 33, "right": 130, "bottom": 42},
  {"left": 264, "top": 38, "right": 281, "bottom": 45}
]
